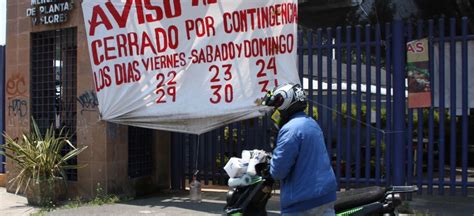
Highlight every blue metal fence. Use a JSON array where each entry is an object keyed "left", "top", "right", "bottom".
[
  {"left": 0, "top": 45, "right": 5, "bottom": 174},
  {"left": 171, "top": 17, "right": 473, "bottom": 196},
  {"left": 170, "top": 118, "right": 275, "bottom": 190},
  {"left": 399, "top": 17, "right": 474, "bottom": 196}
]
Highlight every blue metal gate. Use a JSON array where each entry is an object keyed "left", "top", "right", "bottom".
[
  {"left": 170, "top": 117, "right": 275, "bottom": 189},
  {"left": 404, "top": 18, "right": 474, "bottom": 196},
  {"left": 171, "top": 17, "right": 473, "bottom": 196}
]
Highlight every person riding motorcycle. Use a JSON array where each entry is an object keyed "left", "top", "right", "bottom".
[{"left": 262, "top": 83, "right": 338, "bottom": 216}]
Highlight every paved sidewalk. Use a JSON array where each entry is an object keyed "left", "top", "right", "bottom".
[
  {"left": 46, "top": 190, "right": 474, "bottom": 216},
  {"left": 3, "top": 186, "right": 474, "bottom": 216},
  {"left": 407, "top": 193, "right": 474, "bottom": 216},
  {"left": 0, "top": 187, "right": 37, "bottom": 216},
  {"left": 48, "top": 190, "right": 281, "bottom": 216}
]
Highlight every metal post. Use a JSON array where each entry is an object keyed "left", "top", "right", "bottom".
[{"left": 392, "top": 20, "right": 406, "bottom": 186}]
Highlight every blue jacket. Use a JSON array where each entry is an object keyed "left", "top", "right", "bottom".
[{"left": 270, "top": 112, "right": 337, "bottom": 213}]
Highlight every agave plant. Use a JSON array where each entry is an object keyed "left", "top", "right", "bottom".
[{"left": 0, "top": 118, "right": 88, "bottom": 201}]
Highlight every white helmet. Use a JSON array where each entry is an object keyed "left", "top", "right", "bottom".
[{"left": 262, "top": 83, "right": 307, "bottom": 111}]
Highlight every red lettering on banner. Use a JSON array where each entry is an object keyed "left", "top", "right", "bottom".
[
  {"left": 208, "top": 64, "right": 234, "bottom": 104},
  {"left": 256, "top": 57, "right": 278, "bottom": 92},
  {"left": 91, "top": 40, "right": 104, "bottom": 65},
  {"left": 114, "top": 60, "right": 141, "bottom": 86},
  {"left": 90, "top": 28, "right": 180, "bottom": 66},
  {"left": 88, "top": 0, "right": 182, "bottom": 36},
  {"left": 105, "top": 0, "right": 132, "bottom": 28},
  {"left": 190, "top": 34, "right": 294, "bottom": 64},
  {"left": 154, "top": 26, "right": 179, "bottom": 52},
  {"left": 127, "top": 32, "right": 140, "bottom": 57},
  {"left": 155, "top": 71, "right": 177, "bottom": 104},
  {"left": 104, "top": 36, "right": 117, "bottom": 61},
  {"left": 116, "top": 34, "right": 128, "bottom": 57},
  {"left": 142, "top": 53, "right": 186, "bottom": 71},
  {"left": 163, "top": 0, "right": 182, "bottom": 17},
  {"left": 222, "top": 3, "right": 297, "bottom": 34},
  {"left": 141, "top": 32, "right": 158, "bottom": 55},
  {"left": 185, "top": 16, "right": 215, "bottom": 40},
  {"left": 94, "top": 66, "right": 112, "bottom": 92},
  {"left": 191, "top": 0, "right": 217, "bottom": 6},
  {"left": 88, "top": 5, "right": 113, "bottom": 36},
  {"left": 144, "top": 0, "right": 164, "bottom": 22}
]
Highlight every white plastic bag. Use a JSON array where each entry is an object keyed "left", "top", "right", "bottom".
[
  {"left": 246, "top": 150, "right": 266, "bottom": 176},
  {"left": 223, "top": 157, "right": 248, "bottom": 178}
]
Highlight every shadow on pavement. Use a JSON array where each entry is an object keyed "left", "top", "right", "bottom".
[
  {"left": 47, "top": 191, "right": 281, "bottom": 216},
  {"left": 120, "top": 191, "right": 281, "bottom": 215}
]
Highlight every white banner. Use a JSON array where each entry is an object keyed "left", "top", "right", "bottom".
[{"left": 82, "top": 0, "right": 299, "bottom": 134}]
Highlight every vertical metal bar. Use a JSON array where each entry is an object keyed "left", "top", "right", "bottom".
[
  {"left": 417, "top": 108, "right": 424, "bottom": 194},
  {"left": 308, "top": 31, "right": 314, "bottom": 118},
  {"left": 427, "top": 19, "right": 435, "bottom": 195},
  {"left": 375, "top": 24, "right": 382, "bottom": 185},
  {"left": 176, "top": 134, "right": 182, "bottom": 189},
  {"left": 245, "top": 119, "right": 250, "bottom": 150},
  {"left": 298, "top": 30, "right": 304, "bottom": 85},
  {"left": 257, "top": 119, "right": 262, "bottom": 150},
  {"left": 416, "top": 111, "right": 424, "bottom": 194},
  {"left": 355, "top": 25, "right": 362, "bottom": 184},
  {"left": 449, "top": 18, "right": 457, "bottom": 196},
  {"left": 438, "top": 17, "right": 446, "bottom": 195},
  {"left": 180, "top": 134, "right": 186, "bottom": 189},
  {"left": 364, "top": 24, "right": 372, "bottom": 184},
  {"left": 416, "top": 19, "right": 425, "bottom": 195},
  {"left": 262, "top": 117, "right": 268, "bottom": 150},
  {"left": 170, "top": 133, "right": 176, "bottom": 189},
  {"left": 173, "top": 134, "right": 178, "bottom": 189},
  {"left": 385, "top": 22, "right": 393, "bottom": 186},
  {"left": 406, "top": 21, "right": 414, "bottom": 188},
  {"left": 327, "top": 27, "right": 334, "bottom": 161},
  {"left": 177, "top": 133, "right": 186, "bottom": 189},
  {"left": 336, "top": 26, "right": 343, "bottom": 188},
  {"left": 202, "top": 134, "right": 209, "bottom": 185},
  {"left": 174, "top": 134, "right": 179, "bottom": 189},
  {"left": 407, "top": 109, "right": 414, "bottom": 186},
  {"left": 189, "top": 135, "right": 195, "bottom": 184},
  {"left": 211, "top": 130, "right": 217, "bottom": 185},
  {"left": 261, "top": 118, "right": 266, "bottom": 149},
  {"left": 185, "top": 134, "right": 190, "bottom": 186},
  {"left": 460, "top": 17, "right": 469, "bottom": 196},
  {"left": 392, "top": 20, "right": 406, "bottom": 186},
  {"left": 236, "top": 122, "right": 242, "bottom": 157},
  {"left": 345, "top": 26, "right": 353, "bottom": 189},
  {"left": 251, "top": 118, "right": 257, "bottom": 149},
  {"left": 317, "top": 28, "right": 323, "bottom": 121},
  {"left": 219, "top": 126, "right": 226, "bottom": 185}
]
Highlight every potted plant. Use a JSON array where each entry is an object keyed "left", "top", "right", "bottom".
[{"left": 0, "top": 118, "right": 88, "bottom": 206}]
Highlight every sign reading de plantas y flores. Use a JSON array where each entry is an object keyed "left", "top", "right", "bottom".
[{"left": 26, "top": 0, "right": 74, "bottom": 25}]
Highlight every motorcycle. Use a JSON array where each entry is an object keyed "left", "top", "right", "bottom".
[
  {"left": 224, "top": 152, "right": 418, "bottom": 216},
  {"left": 334, "top": 185, "right": 418, "bottom": 216}
]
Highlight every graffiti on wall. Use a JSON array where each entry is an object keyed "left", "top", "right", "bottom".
[
  {"left": 8, "top": 99, "right": 28, "bottom": 117},
  {"left": 6, "top": 74, "right": 29, "bottom": 132},
  {"left": 77, "top": 90, "right": 99, "bottom": 114},
  {"left": 6, "top": 74, "right": 27, "bottom": 98},
  {"left": 76, "top": 90, "right": 100, "bottom": 136}
]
